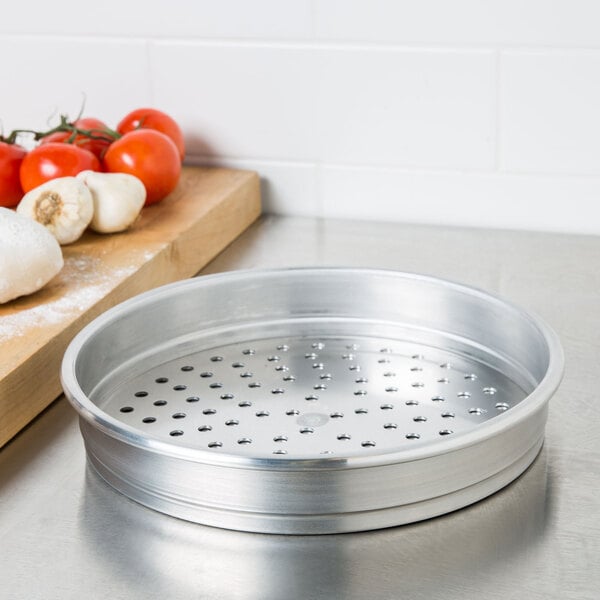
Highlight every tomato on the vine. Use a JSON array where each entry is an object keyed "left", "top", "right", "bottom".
[
  {"left": 40, "top": 117, "right": 113, "bottom": 159},
  {"left": 20, "top": 143, "right": 101, "bottom": 192},
  {"left": 117, "top": 108, "right": 185, "bottom": 161},
  {"left": 103, "top": 129, "right": 181, "bottom": 205},
  {"left": 0, "top": 141, "right": 27, "bottom": 207}
]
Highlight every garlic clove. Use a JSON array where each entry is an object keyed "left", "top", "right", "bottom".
[
  {"left": 16, "top": 176, "right": 93, "bottom": 245},
  {"left": 77, "top": 171, "right": 146, "bottom": 233}
]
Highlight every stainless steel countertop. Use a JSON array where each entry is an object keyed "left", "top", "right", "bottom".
[{"left": 1, "top": 215, "right": 598, "bottom": 600}]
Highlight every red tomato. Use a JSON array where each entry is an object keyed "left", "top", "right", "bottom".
[
  {"left": 0, "top": 141, "right": 27, "bottom": 207},
  {"left": 40, "top": 117, "right": 113, "bottom": 159},
  {"left": 116, "top": 108, "right": 185, "bottom": 161},
  {"left": 20, "top": 143, "right": 100, "bottom": 192},
  {"left": 103, "top": 129, "right": 181, "bottom": 205}
]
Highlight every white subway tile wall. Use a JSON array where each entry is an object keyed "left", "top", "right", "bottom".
[{"left": 1, "top": 1, "right": 600, "bottom": 233}]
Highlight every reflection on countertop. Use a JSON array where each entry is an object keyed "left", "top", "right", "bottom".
[{"left": 78, "top": 448, "right": 553, "bottom": 600}]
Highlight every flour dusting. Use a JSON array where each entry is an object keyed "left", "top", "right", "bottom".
[{"left": 0, "top": 252, "right": 146, "bottom": 340}]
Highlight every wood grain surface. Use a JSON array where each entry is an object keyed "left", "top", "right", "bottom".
[{"left": 0, "top": 166, "right": 261, "bottom": 447}]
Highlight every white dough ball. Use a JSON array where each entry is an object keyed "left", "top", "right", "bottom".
[{"left": 0, "top": 208, "right": 64, "bottom": 304}]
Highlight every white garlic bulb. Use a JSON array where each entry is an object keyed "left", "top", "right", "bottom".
[
  {"left": 77, "top": 170, "right": 146, "bottom": 233},
  {"left": 16, "top": 177, "right": 93, "bottom": 245}
]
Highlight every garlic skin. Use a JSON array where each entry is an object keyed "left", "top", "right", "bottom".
[
  {"left": 0, "top": 207, "right": 63, "bottom": 304},
  {"left": 16, "top": 177, "right": 93, "bottom": 245},
  {"left": 77, "top": 171, "right": 146, "bottom": 233}
]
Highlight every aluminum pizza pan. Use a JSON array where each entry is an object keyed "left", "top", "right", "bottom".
[{"left": 61, "top": 268, "right": 564, "bottom": 534}]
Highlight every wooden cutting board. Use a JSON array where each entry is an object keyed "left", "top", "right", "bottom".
[{"left": 0, "top": 166, "right": 261, "bottom": 447}]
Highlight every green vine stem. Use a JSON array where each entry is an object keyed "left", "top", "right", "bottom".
[{"left": 0, "top": 114, "right": 121, "bottom": 146}]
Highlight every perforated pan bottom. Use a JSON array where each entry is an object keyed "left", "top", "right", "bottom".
[
  {"left": 98, "top": 336, "right": 526, "bottom": 459},
  {"left": 62, "top": 268, "right": 563, "bottom": 534}
]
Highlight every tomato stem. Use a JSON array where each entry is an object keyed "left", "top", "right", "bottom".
[{"left": 2, "top": 113, "right": 122, "bottom": 147}]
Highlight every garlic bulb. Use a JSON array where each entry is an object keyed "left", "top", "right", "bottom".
[
  {"left": 0, "top": 207, "right": 63, "bottom": 304},
  {"left": 77, "top": 171, "right": 146, "bottom": 233},
  {"left": 16, "top": 177, "right": 93, "bottom": 245}
]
